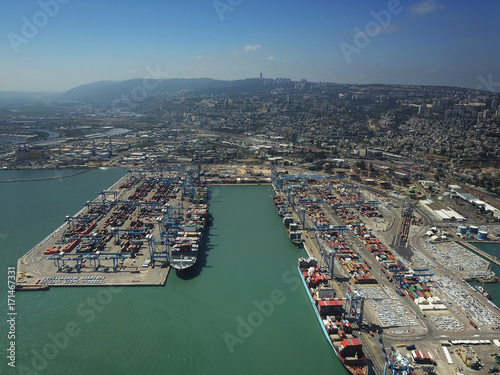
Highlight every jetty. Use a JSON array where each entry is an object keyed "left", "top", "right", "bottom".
[{"left": 460, "top": 241, "right": 500, "bottom": 267}]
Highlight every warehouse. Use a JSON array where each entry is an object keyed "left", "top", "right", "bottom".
[{"left": 420, "top": 199, "right": 466, "bottom": 222}]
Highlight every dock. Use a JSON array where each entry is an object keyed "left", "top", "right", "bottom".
[
  {"left": 15, "top": 169, "right": 206, "bottom": 289},
  {"left": 460, "top": 241, "right": 500, "bottom": 267}
]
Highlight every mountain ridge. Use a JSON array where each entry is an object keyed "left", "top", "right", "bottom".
[{"left": 62, "top": 77, "right": 247, "bottom": 102}]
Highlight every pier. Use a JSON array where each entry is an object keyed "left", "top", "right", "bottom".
[
  {"left": 15, "top": 169, "right": 207, "bottom": 289},
  {"left": 460, "top": 241, "right": 500, "bottom": 267}
]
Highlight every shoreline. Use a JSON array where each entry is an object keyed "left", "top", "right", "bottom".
[{"left": 0, "top": 168, "right": 94, "bottom": 183}]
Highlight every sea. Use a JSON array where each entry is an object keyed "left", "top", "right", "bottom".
[
  {"left": 467, "top": 242, "right": 500, "bottom": 303},
  {"left": 0, "top": 169, "right": 346, "bottom": 375}
]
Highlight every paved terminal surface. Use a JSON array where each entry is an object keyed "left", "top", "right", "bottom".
[
  {"left": 15, "top": 170, "right": 194, "bottom": 289},
  {"left": 14, "top": 167, "right": 500, "bottom": 375},
  {"left": 275, "top": 174, "right": 500, "bottom": 375}
]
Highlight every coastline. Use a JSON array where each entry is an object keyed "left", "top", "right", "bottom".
[{"left": 0, "top": 168, "right": 94, "bottom": 183}]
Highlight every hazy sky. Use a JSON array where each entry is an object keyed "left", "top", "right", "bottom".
[{"left": 1, "top": 0, "right": 499, "bottom": 92}]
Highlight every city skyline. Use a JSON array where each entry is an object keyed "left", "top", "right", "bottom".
[{"left": 1, "top": 0, "right": 500, "bottom": 92}]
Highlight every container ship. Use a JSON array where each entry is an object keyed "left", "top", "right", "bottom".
[
  {"left": 169, "top": 203, "right": 209, "bottom": 270},
  {"left": 298, "top": 257, "right": 368, "bottom": 375},
  {"left": 283, "top": 214, "right": 303, "bottom": 247},
  {"left": 273, "top": 196, "right": 287, "bottom": 217}
]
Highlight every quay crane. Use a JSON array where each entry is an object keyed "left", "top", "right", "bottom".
[
  {"left": 108, "top": 228, "right": 146, "bottom": 242},
  {"left": 271, "top": 167, "right": 325, "bottom": 190},
  {"left": 173, "top": 167, "right": 199, "bottom": 201},
  {"left": 314, "top": 224, "right": 349, "bottom": 233},
  {"left": 156, "top": 204, "right": 183, "bottom": 231},
  {"left": 315, "top": 233, "right": 336, "bottom": 277},
  {"left": 344, "top": 285, "right": 364, "bottom": 325},
  {"left": 48, "top": 252, "right": 130, "bottom": 271},
  {"left": 85, "top": 200, "right": 112, "bottom": 209},
  {"left": 376, "top": 331, "right": 411, "bottom": 375},
  {"left": 64, "top": 215, "right": 92, "bottom": 227},
  {"left": 100, "top": 190, "right": 119, "bottom": 202},
  {"left": 69, "top": 233, "right": 106, "bottom": 247},
  {"left": 330, "top": 200, "right": 381, "bottom": 209},
  {"left": 146, "top": 234, "right": 169, "bottom": 264},
  {"left": 314, "top": 227, "right": 349, "bottom": 277}
]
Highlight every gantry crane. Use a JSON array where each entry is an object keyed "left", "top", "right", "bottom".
[{"left": 377, "top": 331, "right": 412, "bottom": 375}]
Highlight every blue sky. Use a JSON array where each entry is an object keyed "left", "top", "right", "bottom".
[{"left": 1, "top": 0, "right": 499, "bottom": 92}]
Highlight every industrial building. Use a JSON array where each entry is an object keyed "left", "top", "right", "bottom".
[
  {"left": 420, "top": 199, "right": 466, "bottom": 222},
  {"left": 449, "top": 185, "right": 500, "bottom": 220}
]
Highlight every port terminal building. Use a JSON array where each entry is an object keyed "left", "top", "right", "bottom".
[
  {"left": 449, "top": 185, "right": 500, "bottom": 220},
  {"left": 419, "top": 199, "right": 466, "bottom": 222}
]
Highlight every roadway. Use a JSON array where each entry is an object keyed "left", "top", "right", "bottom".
[{"left": 285, "top": 179, "right": 500, "bottom": 373}]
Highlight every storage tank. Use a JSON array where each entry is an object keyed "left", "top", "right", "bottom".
[
  {"left": 469, "top": 225, "right": 479, "bottom": 234},
  {"left": 364, "top": 178, "right": 376, "bottom": 185},
  {"left": 477, "top": 230, "right": 488, "bottom": 240},
  {"left": 457, "top": 225, "right": 467, "bottom": 235}
]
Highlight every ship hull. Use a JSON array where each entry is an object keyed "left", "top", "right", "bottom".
[
  {"left": 170, "top": 257, "right": 197, "bottom": 270},
  {"left": 289, "top": 235, "right": 303, "bottom": 248},
  {"left": 298, "top": 263, "right": 368, "bottom": 375},
  {"left": 170, "top": 200, "right": 209, "bottom": 271},
  {"left": 170, "top": 229, "right": 205, "bottom": 271}
]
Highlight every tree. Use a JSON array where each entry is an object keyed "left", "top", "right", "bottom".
[{"left": 355, "top": 160, "right": 367, "bottom": 170}]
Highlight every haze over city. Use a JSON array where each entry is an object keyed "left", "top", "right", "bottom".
[
  {"left": 1, "top": 0, "right": 500, "bottom": 92},
  {"left": 2, "top": 2, "right": 500, "bottom": 375}
]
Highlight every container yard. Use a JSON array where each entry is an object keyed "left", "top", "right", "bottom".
[
  {"left": 12, "top": 165, "right": 500, "bottom": 375},
  {"left": 16, "top": 168, "right": 210, "bottom": 289},
  {"left": 271, "top": 168, "right": 500, "bottom": 375}
]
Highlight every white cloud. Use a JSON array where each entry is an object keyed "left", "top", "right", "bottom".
[
  {"left": 244, "top": 44, "right": 262, "bottom": 52},
  {"left": 267, "top": 56, "right": 275, "bottom": 61},
  {"left": 196, "top": 55, "right": 216, "bottom": 61},
  {"left": 410, "top": 0, "right": 443, "bottom": 15}
]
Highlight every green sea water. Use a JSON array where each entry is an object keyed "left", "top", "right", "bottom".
[
  {"left": 468, "top": 242, "right": 500, "bottom": 303},
  {"left": 0, "top": 170, "right": 346, "bottom": 375}
]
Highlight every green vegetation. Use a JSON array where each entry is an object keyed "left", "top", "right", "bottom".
[
  {"left": 0, "top": 104, "right": 74, "bottom": 116},
  {"left": 355, "top": 160, "right": 367, "bottom": 170}
]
